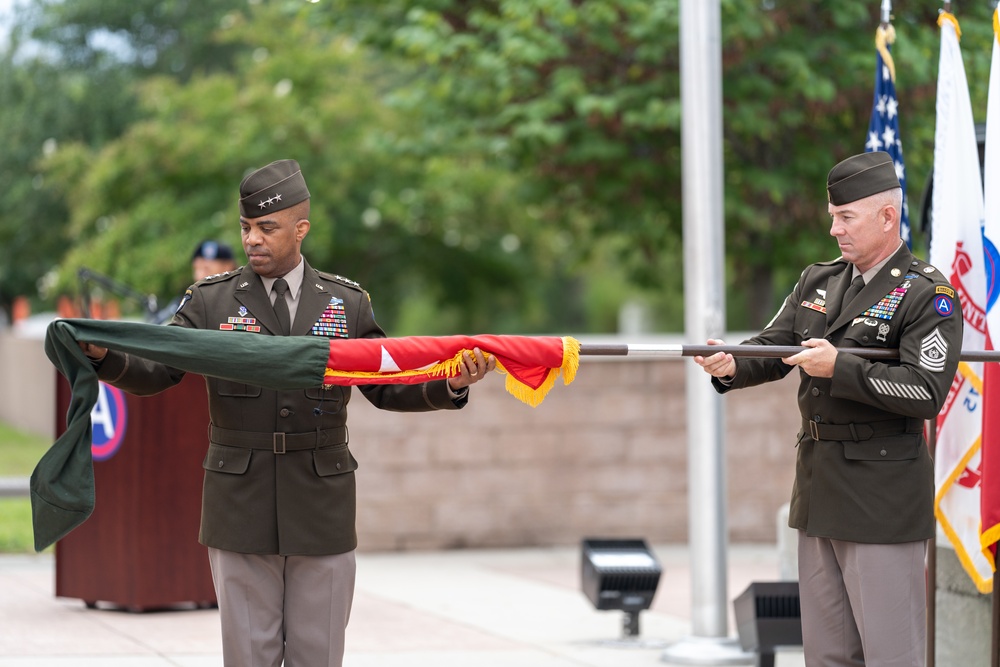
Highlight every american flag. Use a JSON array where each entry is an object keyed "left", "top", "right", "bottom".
[{"left": 865, "top": 27, "right": 911, "bottom": 247}]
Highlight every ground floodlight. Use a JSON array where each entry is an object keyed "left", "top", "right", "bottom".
[
  {"left": 580, "top": 538, "right": 662, "bottom": 638},
  {"left": 733, "top": 581, "right": 802, "bottom": 667}
]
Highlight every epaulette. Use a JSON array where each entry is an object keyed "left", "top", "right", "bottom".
[
  {"left": 196, "top": 266, "right": 245, "bottom": 286},
  {"left": 315, "top": 270, "right": 364, "bottom": 292},
  {"left": 907, "top": 258, "right": 946, "bottom": 282},
  {"left": 816, "top": 256, "right": 850, "bottom": 267}
]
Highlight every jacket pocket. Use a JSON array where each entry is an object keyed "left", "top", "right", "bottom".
[
  {"left": 203, "top": 444, "right": 252, "bottom": 475},
  {"left": 313, "top": 443, "right": 358, "bottom": 477},
  {"left": 215, "top": 380, "right": 262, "bottom": 398},
  {"left": 304, "top": 386, "right": 345, "bottom": 413},
  {"left": 842, "top": 434, "right": 921, "bottom": 461}
]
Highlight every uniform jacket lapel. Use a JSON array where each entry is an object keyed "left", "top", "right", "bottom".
[
  {"left": 233, "top": 268, "right": 283, "bottom": 336},
  {"left": 826, "top": 245, "right": 912, "bottom": 334},
  {"left": 824, "top": 265, "right": 855, "bottom": 327},
  {"left": 292, "top": 259, "right": 334, "bottom": 336}
]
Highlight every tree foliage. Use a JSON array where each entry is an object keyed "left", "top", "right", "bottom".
[
  {"left": 2, "top": 0, "right": 998, "bottom": 333},
  {"left": 313, "top": 0, "right": 998, "bottom": 328},
  {"left": 43, "top": 3, "right": 578, "bottom": 334}
]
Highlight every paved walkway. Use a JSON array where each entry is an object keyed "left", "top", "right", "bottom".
[{"left": 0, "top": 544, "right": 805, "bottom": 666}]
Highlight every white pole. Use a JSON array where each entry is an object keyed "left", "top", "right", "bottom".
[{"left": 662, "top": 0, "right": 752, "bottom": 663}]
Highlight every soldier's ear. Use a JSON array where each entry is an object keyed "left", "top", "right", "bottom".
[{"left": 295, "top": 218, "right": 310, "bottom": 241}]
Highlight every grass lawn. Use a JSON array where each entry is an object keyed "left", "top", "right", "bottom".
[{"left": 0, "top": 421, "right": 52, "bottom": 553}]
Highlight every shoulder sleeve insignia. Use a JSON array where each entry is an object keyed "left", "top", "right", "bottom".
[
  {"left": 176, "top": 289, "right": 193, "bottom": 314},
  {"left": 933, "top": 294, "right": 955, "bottom": 317}
]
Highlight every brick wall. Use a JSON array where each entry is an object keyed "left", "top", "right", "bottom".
[{"left": 346, "top": 351, "right": 801, "bottom": 551}]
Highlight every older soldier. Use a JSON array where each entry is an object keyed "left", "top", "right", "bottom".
[
  {"left": 695, "top": 151, "right": 962, "bottom": 667},
  {"left": 81, "top": 159, "right": 496, "bottom": 667}
]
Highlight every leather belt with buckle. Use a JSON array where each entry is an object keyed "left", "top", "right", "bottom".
[
  {"left": 805, "top": 418, "right": 922, "bottom": 442},
  {"left": 208, "top": 423, "right": 348, "bottom": 453}
]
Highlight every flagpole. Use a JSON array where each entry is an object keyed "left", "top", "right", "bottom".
[
  {"left": 660, "top": 0, "right": 752, "bottom": 663},
  {"left": 576, "top": 343, "right": 1000, "bottom": 363},
  {"left": 992, "top": 572, "right": 999, "bottom": 667}
]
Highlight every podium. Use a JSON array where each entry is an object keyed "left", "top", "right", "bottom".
[{"left": 54, "top": 372, "right": 217, "bottom": 612}]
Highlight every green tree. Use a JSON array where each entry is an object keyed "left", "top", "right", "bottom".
[
  {"left": 312, "top": 0, "right": 997, "bottom": 329},
  {"left": 44, "top": 4, "right": 573, "bottom": 334},
  {"left": 0, "top": 0, "right": 251, "bottom": 320}
]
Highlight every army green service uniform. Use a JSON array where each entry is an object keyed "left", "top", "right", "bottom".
[
  {"left": 714, "top": 244, "right": 961, "bottom": 542},
  {"left": 707, "top": 151, "right": 964, "bottom": 667}
]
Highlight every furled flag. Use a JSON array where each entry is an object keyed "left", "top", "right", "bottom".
[
  {"left": 866, "top": 22, "right": 911, "bottom": 248},
  {"left": 930, "top": 11, "right": 993, "bottom": 594},
  {"left": 980, "top": 7, "right": 1000, "bottom": 570},
  {"left": 34, "top": 318, "right": 581, "bottom": 552}
]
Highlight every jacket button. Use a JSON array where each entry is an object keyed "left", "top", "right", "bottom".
[
  {"left": 811, "top": 387, "right": 820, "bottom": 396},
  {"left": 813, "top": 415, "right": 822, "bottom": 423},
  {"left": 803, "top": 328, "right": 809, "bottom": 336},
  {"left": 218, "top": 460, "right": 224, "bottom": 468},
  {"left": 880, "top": 449, "right": 887, "bottom": 457},
  {"left": 279, "top": 408, "right": 291, "bottom": 417},
  {"left": 336, "top": 462, "right": 342, "bottom": 470},
  {"left": 862, "top": 335, "right": 869, "bottom": 343}
]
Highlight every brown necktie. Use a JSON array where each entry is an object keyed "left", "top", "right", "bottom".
[{"left": 271, "top": 278, "right": 291, "bottom": 336}]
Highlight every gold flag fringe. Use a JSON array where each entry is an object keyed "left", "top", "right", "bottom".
[
  {"left": 496, "top": 336, "right": 581, "bottom": 407},
  {"left": 323, "top": 336, "right": 581, "bottom": 407},
  {"left": 938, "top": 11, "right": 961, "bottom": 41},
  {"left": 875, "top": 24, "right": 897, "bottom": 83}
]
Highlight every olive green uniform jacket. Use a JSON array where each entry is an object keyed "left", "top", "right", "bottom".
[
  {"left": 713, "top": 245, "right": 963, "bottom": 543},
  {"left": 96, "top": 259, "right": 464, "bottom": 556}
]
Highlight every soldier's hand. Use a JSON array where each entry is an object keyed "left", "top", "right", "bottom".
[
  {"left": 693, "top": 339, "right": 736, "bottom": 379},
  {"left": 448, "top": 348, "right": 496, "bottom": 390},
  {"left": 782, "top": 338, "right": 836, "bottom": 378},
  {"left": 78, "top": 341, "right": 108, "bottom": 362}
]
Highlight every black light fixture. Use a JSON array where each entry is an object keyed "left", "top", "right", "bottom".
[
  {"left": 580, "top": 538, "right": 662, "bottom": 638},
  {"left": 733, "top": 581, "right": 802, "bottom": 667}
]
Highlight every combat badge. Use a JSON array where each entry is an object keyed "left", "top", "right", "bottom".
[{"left": 920, "top": 327, "right": 949, "bottom": 373}]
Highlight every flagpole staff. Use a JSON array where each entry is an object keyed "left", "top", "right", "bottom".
[
  {"left": 881, "top": 0, "right": 891, "bottom": 26},
  {"left": 660, "top": 0, "right": 753, "bottom": 663},
  {"left": 577, "top": 343, "right": 1000, "bottom": 363}
]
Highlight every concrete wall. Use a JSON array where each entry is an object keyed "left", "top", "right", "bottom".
[
  {"left": 2, "top": 330, "right": 801, "bottom": 548},
  {"left": 0, "top": 331, "right": 56, "bottom": 439}
]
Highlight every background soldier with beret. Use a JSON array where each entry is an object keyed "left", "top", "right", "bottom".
[
  {"left": 695, "top": 151, "right": 963, "bottom": 666},
  {"left": 80, "top": 159, "right": 496, "bottom": 666}
]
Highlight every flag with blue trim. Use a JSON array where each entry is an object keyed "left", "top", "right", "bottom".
[{"left": 866, "top": 24, "right": 911, "bottom": 248}]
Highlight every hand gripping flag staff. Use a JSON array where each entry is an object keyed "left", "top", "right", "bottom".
[{"left": 35, "top": 317, "right": 1000, "bottom": 553}]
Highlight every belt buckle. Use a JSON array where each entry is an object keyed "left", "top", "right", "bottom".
[
  {"left": 808, "top": 421, "right": 820, "bottom": 440},
  {"left": 273, "top": 432, "right": 286, "bottom": 454}
]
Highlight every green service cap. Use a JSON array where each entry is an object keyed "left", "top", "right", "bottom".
[
  {"left": 826, "top": 151, "right": 900, "bottom": 205},
  {"left": 239, "top": 159, "right": 310, "bottom": 218}
]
